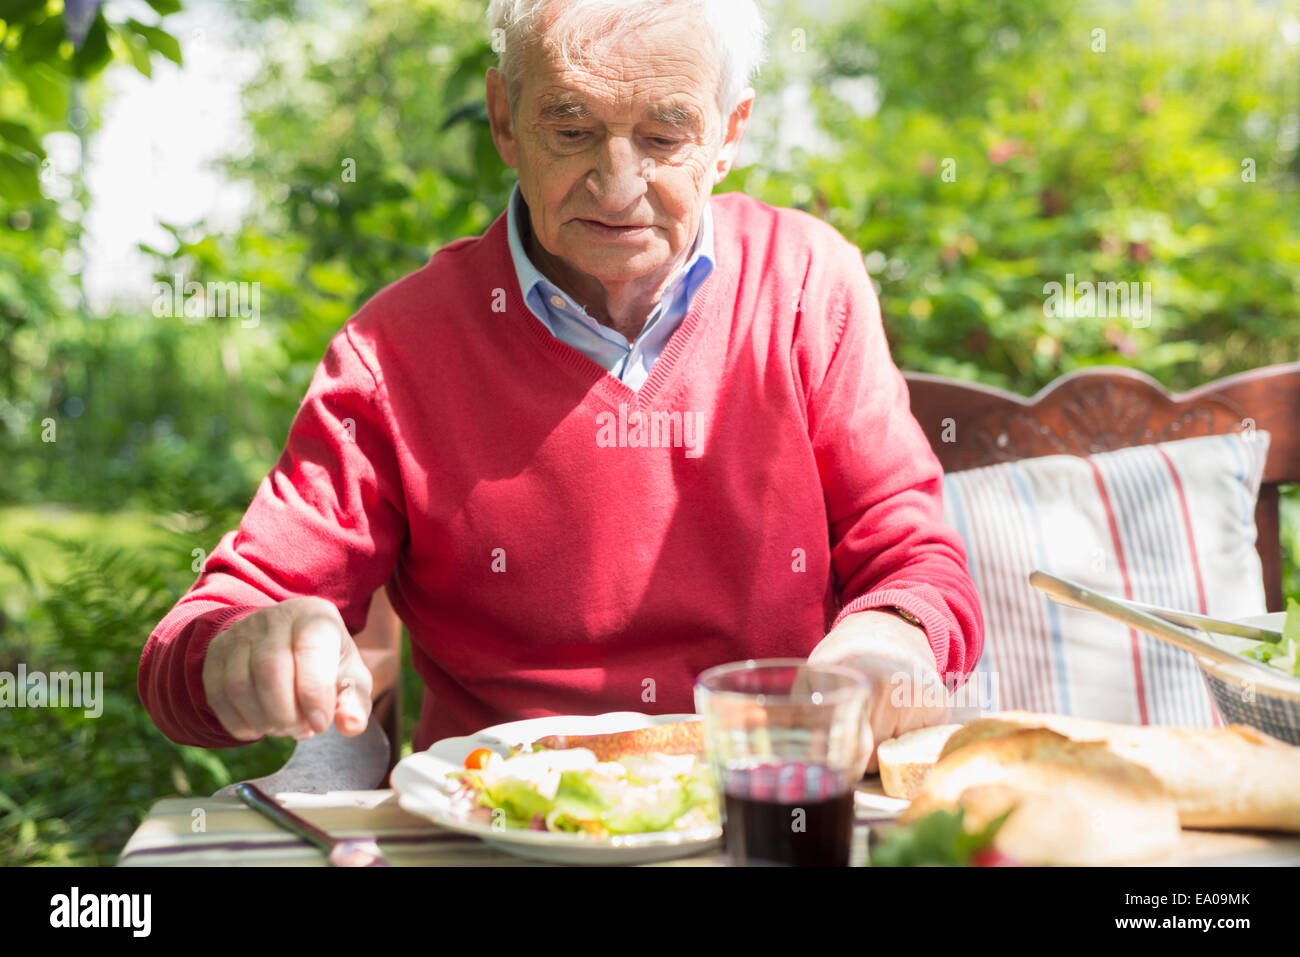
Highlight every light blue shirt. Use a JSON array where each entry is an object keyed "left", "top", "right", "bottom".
[{"left": 505, "top": 181, "right": 715, "bottom": 390}]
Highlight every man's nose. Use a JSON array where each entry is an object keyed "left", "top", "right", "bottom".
[{"left": 586, "top": 135, "right": 651, "bottom": 211}]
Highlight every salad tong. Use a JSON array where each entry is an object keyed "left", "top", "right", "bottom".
[{"left": 1028, "top": 570, "right": 1285, "bottom": 678}]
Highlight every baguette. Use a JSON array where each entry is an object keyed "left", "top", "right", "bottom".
[
  {"left": 939, "top": 711, "right": 1300, "bottom": 832},
  {"left": 525, "top": 720, "right": 705, "bottom": 761},
  {"left": 902, "top": 728, "right": 1181, "bottom": 865},
  {"left": 939, "top": 711, "right": 1117, "bottom": 759}
]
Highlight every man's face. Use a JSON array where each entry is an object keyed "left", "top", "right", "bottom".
[{"left": 487, "top": 10, "right": 749, "bottom": 286}]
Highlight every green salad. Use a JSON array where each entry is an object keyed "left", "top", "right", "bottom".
[
  {"left": 1235, "top": 596, "right": 1300, "bottom": 678},
  {"left": 448, "top": 747, "right": 719, "bottom": 838}
]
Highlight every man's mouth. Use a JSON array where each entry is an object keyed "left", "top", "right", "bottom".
[{"left": 578, "top": 219, "right": 654, "bottom": 240}]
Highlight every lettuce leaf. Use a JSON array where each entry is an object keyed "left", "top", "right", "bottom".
[
  {"left": 478, "top": 777, "right": 554, "bottom": 826},
  {"left": 467, "top": 756, "right": 718, "bottom": 835},
  {"left": 870, "top": 808, "right": 1011, "bottom": 867},
  {"left": 602, "top": 766, "right": 719, "bottom": 834}
]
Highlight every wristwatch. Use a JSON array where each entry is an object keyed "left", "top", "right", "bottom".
[{"left": 881, "top": 605, "right": 924, "bottom": 628}]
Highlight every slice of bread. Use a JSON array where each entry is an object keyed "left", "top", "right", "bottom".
[
  {"left": 876, "top": 724, "right": 963, "bottom": 799},
  {"left": 902, "top": 728, "right": 1181, "bottom": 865}
]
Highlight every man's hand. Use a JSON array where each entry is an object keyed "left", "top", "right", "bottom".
[
  {"left": 808, "top": 609, "right": 951, "bottom": 776},
  {"left": 201, "top": 597, "right": 374, "bottom": 742}
]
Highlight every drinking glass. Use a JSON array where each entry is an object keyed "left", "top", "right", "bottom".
[{"left": 694, "top": 659, "right": 870, "bottom": 866}]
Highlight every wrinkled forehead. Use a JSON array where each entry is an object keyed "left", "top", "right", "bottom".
[
  {"left": 519, "top": 9, "right": 722, "bottom": 124},
  {"left": 533, "top": 87, "right": 709, "bottom": 135}
]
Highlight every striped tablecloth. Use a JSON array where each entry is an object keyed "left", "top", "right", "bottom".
[
  {"left": 116, "top": 781, "right": 1300, "bottom": 866},
  {"left": 116, "top": 785, "right": 906, "bottom": 867}
]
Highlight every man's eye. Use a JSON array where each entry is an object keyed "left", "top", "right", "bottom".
[
  {"left": 557, "top": 130, "right": 587, "bottom": 140},
  {"left": 650, "top": 138, "right": 680, "bottom": 148}
]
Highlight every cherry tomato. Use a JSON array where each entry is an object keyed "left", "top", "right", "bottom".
[
  {"left": 464, "top": 748, "right": 495, "bottom": 770},
  {"left": 970, "top": 847, "right": 1024, "bottom": 867}
]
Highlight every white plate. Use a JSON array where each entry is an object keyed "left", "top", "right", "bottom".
[{"left": 390, "top": 712, "right": 722, "bottom": 865}]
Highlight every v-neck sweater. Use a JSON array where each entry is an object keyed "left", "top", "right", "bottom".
[
  {"left": 505, "top": 180, "right": 715, "bottom": 389},
  {"left": 138, "top": 189, "right": 984, "bottom": 751}
]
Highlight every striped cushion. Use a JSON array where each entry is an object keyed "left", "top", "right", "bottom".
[{"left": 943, "top": 430, "right": 1271, "bottom": 726}]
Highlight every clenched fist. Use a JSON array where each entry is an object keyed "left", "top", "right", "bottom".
[{"left": 201, "top": 597, "right": 374, "bottom": 741}]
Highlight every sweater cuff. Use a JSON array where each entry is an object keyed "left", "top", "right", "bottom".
[
  {"left": 832, "top": 588, "right": 951, "bottom": 678},
  {"left": 141, "top": 602, "right": 267, "bottom": 748},
  {"left": 185, "top": 604, "right": 267, "bottom": 742}
]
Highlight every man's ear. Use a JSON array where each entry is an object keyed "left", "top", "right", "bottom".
[
  {"left": 486, "top": 67, "right": 519, "bottom": 170},
  {"left": 713, "top": 87, "right": 755, "bottom": 186}
]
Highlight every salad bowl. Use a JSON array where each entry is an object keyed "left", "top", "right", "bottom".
[{"left": 1196, "top": 611, "right": 1300, "bottom": 745}]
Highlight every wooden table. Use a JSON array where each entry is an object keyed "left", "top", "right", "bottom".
[{"left": 116, "top": 779, "right": 1300, "bottom": 866}]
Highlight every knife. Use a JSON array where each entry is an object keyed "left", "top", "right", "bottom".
[{"left": 234, "top": 782, "right": 391, "bottom": 867}]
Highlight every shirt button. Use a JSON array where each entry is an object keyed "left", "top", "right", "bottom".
[{"left": 549, "top": 294, "right": 566, "bottom": 310}]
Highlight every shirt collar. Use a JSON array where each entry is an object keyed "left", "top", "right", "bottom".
[{"left": 505, "top": 180, "right": 714, "bottom": 321}]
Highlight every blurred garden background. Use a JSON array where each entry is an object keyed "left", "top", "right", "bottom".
[{"left": 1, "top": 0, "right": 1298, "bottom": 864}]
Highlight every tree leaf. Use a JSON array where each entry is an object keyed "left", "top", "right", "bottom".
[
  {"left": 70, "top": 14, "right": 112, "bottom": 78},
  {"left": 0, "top": 120, "right": 46, "bottom": 157},
  {"left": 0, "top": 0, "right": 47, "bottom": 25},
  {"left": 440, "top": 100, "right": 485, "bottom": 131},
  {"left": 126, "top": 18, "right": 183, "bottom": 66},
  {"left": 16, "top": 63, "right": 68, "bottom": 119},
  {"left": 0, "top": 149, "right": 43, "bottom": 203},
  {"left": 112, "top": 21, "right": 152, "bottom": 78},
  {"left": 14, "top": 12, "right": 66, "bottom": 64}
]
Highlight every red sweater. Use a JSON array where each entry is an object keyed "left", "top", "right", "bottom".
[{"left": 139, "top": 191, "right": 984, "bottom": 752}]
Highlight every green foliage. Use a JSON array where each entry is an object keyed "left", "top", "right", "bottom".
[
  {"left": 0, "top": 521, "right": 293, "bottom": 866},
  {"left": 0, "top": 305, "right": 288, "bottom": 512},
  {"left": 216, "top": 0, "right": 511, "bottom": 298},
  {"left": 105, "top": 0, "right": 516, "bottom": 489},
  {"left": 1283, "top": 486, "right": 1300, "bottom": 601},
  {"left": 0, "top": 0, "right": 185, "bottom": 505},
  {"left": 0, "top": 0, "right": 184, "bottom": 202},
  {"left": 725, "top": 0, "right": 1300, "bottom": 393}
]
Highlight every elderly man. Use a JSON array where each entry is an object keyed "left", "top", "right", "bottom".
[{"left": 139, "top": 0, "right": 983, "bottom": 772}]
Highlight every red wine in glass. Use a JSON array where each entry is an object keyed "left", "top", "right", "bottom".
[{"left": 722, "top": 762, "right": 854, "bottom": 866}]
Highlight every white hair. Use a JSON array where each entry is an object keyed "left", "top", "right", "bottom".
[{"left": 486, "top": 0, "right": 768, "bottom": 123}]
